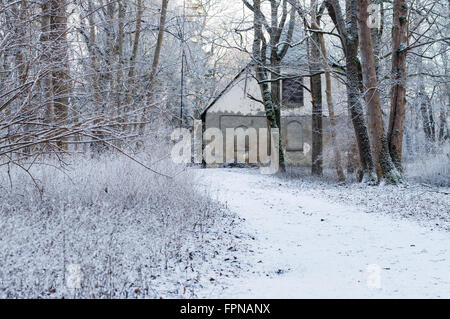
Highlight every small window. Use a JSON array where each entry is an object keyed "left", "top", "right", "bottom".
[{"left": 282, "top": 77, "right": 304, "bottom": 107}]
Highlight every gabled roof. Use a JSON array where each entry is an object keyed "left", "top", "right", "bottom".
[
  {"left": 201, "top": 60, "right": 346, "bottom": 120},
  {"left": 201, "top": 63, "right": 253, "bottom": 118}
]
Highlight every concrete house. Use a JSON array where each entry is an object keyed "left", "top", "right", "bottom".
[{"left": 201, "top": 64, "right": 347, "bottom": 167}]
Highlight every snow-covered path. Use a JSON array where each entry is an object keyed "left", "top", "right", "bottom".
[{"left": 197, "top": 169, "right": 450, "bottom": 299}]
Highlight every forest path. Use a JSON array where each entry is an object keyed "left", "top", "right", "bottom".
[{"left": 197, "top": 168, "right": 450, "bottom": 298}]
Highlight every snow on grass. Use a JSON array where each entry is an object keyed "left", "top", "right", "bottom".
[
  {"left": 1, "top": 152, "right": 448, "bottom": 298},
  {"left": 404, "top": 146, "right": 450, "bottom": 187},
  {"left": 0, "top": 155, "right": 243, "bottom": 298},
  {"left": 281, "top": 165, "right": 450, "bottom": 231},
  {"left": 284, "top": 174, "right": 449, "bottom": 231},
  {"left": 311, "top": 182, "right": 450, "bottom": 231}
]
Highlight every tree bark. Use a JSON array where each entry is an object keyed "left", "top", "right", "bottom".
[
  {"left": 125, "top": 0, "right": 143, "bottom": 124},
  {"left": 438, "top": 104, "right": 449, "bottom": 143},
  {"left": 116, "top": 1, "right": 125, "bottom": 121},
  {"left": 41, "top": 1, "right": 54, "bottom": 124},
  {"left": 253, "top": 0, "right": 281, "bottom": 163},
  {"left": 309, "top": 35, "right": 323, "bottom": 176},
  {"left": 310, "top": 15, "right": 345, "bottom": 181},
  {"left": 419, "top": 88, "right": 435, "bottom": 144},
  {"left": 50, "top": 0, "right": 70, "bottom": 150},
  {"left": 140, "top": 0, "right": 169, "bottom": 135},
  {"left": 325, "top": 0, "right": 376, "bottom": 182},
  {"left": 357, "top": 0, "right": 401, "bottom": 184},
  {"left": 439, "top": 34, "right": 450, "bottom": 143},
  {"left": 388, "top": 0, "right": 408, "bottom": 170},
  {"left": 268, "top": 0, "right": 295, "bottom": 172},
  {"left": 250, "top": 0, "right": 291, "bottom": 172}
]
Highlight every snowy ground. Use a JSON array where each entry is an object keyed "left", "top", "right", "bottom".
[
  {"left": 0, "top": 157, "right": 241, "bottom": 298},
  {"left": 1, "top": 162, "right": 449, "bottom": 298},
  {"left": 194, "top": 168, "right": 450, "bottom": 299}
]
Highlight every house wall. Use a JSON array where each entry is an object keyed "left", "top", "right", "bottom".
[{"left": 204, "top": 69, "right": 343, "bottom": 167}]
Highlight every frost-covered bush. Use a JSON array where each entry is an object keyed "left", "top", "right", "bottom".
[
  {"left": 0, "top": 153, "right": 223, "bottom": 298},
  {"left": 404, "top": 144, "right": 450, "bottom": 186}
]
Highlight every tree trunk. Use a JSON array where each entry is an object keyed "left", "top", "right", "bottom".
[
  {"left": 125, "top": 0, "right": 143, "bottom": 124},
  {"left": 116, "top": 1, "right": 125, "bottom": 122},
  {"left": 12, "top": 1, "right": 32, "bottom": 154},
  {"left": 268, "top": 0, "right": 292, "bottom": 172},
  {"left": 419, "top": 89, "right": 435, "bottom": 144},
  {"left": 357, "top": 0, "right": 401, "bottom": 184},
  {"left": 140, "top": 0, "right": 169, "bottom": 136},
  {"left": 252, "top": 0, "right": 286, "bottom": 172},
  {"left": 388, "top": 0, "right": 408, "bottom": 171},
  {"left": 310, "top": 15, "right": 345, "bottom": 181},
  {"left": 371, "top": 0, "right": 384, "bottom": 75},
  {"left": 438, "top": 104, "right": 449, "bottom": 143},
  {"left": 439, "top": 41, "right": 450, "bottom": 143},
  {"left": 105, "top": 1, "right": 116, "bottom": 120},
  {"left": 84, "top": 0, "right": 105, "bottom": 153},
  {"left": 417, "top": 58, "right": 436, "bottom": 149},
  {"left": 309, "top": 32, "right": 323, "bottom": 177},
  {"left": 325, "top": 0, "right": 376, "bottom": 182},
  {"left": 50, "top": 0, "right": 70, "bottom": 150},
  {"left": 41, "top": 1, "right": 54, "bottom": 124},
  {"left": 269, "top": 61, "right": 286, "bottom": 172}
]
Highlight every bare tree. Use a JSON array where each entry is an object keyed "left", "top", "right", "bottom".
[
  {"left": 245, "top": 0, "right": 296, "bottom": 172},
  {"left": 309, "top": 2, "right": 345, "bottom": 181},
  {"left": 51, "top": 0, "right": 70, "bottom": 149},
  {"left": 324, "top": 0, "right": 376, "bottom": 182},
  {"left": 388, "top": 0, "right": 408, "bottom": 170},
  {"left": 125, "top": 0, "right": 143, "bottom": 123},
  {"left": 308, "top": 0, "right": 323, "bottom": 177},
  {"left": 140, "top": 0, "right": 170, "bottom": 135},
  {"left": 358, "top": 0, "right": 402, "bottom": 183}
]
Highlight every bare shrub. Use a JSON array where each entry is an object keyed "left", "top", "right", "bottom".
[
  {"left": 404, "top": 143, "right": 450, "bottom": 186},
  {"left": 0, "top": 153, "right": 224, "bottom": 298}
]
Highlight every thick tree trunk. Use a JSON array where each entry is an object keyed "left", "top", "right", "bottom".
[
  {"left": 358, "top": 0, "right": 402, "bottom": 184},
  {"left": 50, "top": 0, "right": 70, "bottom": 150},
  {"left": 268, "top": 62, "right": 286, "bottom": 172},
  {"left": 346, "top": 49, "right": 377, "bottom": 181},
  {"left": 268, "top": 0, "right": 291, "bottom": 172},
  {"left": 308, "top": 1, "right": 323, "bottom": 176},
  {"left": 84, "top": 0, "right": 105, "bottom": 153},
  {"left": 388, "top": 0, "right": 408, "bottom": 171},
  {"left": 325, "top": 0, "right": 376, "bottom": 182},
  {"left": 12, "top": 1, "right": 32, "bottom": 154},
  {"left": 252, "top": 0, "right": 286, "bottom": 172},
  {"left": 309, "top": 30, "right": 323, "bottom": 177}
]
